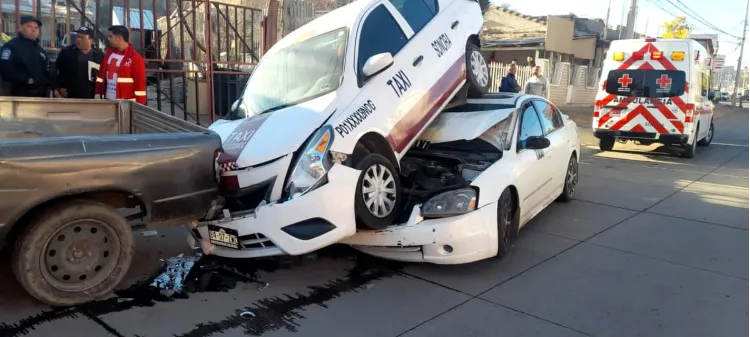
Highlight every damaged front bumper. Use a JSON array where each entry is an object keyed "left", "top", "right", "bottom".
[
  {"left": 188, "top": 165, "right": 360, "bottom": 258},
  {"left": 340, "top": 201, "right": 499, "bottom": 265}
]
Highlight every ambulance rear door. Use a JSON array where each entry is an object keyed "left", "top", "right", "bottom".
[{"left": 594, "top": 39, "right": 693, "bottom": 139}]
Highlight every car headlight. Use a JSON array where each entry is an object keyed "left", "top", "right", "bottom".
[
  {"left": 421, "top": 188, "right": 478, "bottom": 218},
  {"left": 284, "top": 125, "right": 334, "bottom": 200}
]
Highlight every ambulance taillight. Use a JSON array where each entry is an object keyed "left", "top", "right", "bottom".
[
  {"left": 684, "top": 104, "right": 695, "bottom": 123},
  {"left": 671, "top": 51, "right": 685, "bottom": 61}
]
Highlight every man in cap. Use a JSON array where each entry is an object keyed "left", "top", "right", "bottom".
[
  {"left": 95, "top": 25, "right": 147, "bottom": 104},
  {"left": 0, "top": 16, "right": 52, "bottom": 97},
  {"left": 53, "top": 27, "right": 104, "bottom": 99}
]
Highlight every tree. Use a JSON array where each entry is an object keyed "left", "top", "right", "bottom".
[{"left": 661, "top": 16, "right": 691, "bottom": 39}]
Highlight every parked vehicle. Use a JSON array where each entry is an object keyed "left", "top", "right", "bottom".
[
  {"left": 191, "top": 0, "right": 489, "bottom": 258},
  {"left": 341, "top": 93, "right": 580, "bottom": 264},
  {"left": 593, "top": 38, "right": 715, "bottom": 158},
  {"left": 0, "top": 98, "right": 223, "bottom": 306}
]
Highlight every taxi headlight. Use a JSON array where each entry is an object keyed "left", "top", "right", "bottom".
[
  {"left": 284, "top": 125, "right": 334, "bottom": 200},
  {"left": 421, "top": 188, "right": 478, "bottom": 218}
]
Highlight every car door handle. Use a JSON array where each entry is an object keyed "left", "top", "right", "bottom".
[
  {"left": 451, "top": 20, "right": 459, "bottom": 29},
  {"left": 413, "top": 55, "right": 424, "bottom": 67}
]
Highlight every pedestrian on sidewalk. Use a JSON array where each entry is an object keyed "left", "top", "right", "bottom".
[
  {"left": 95, "top": 25, "right": 147, "bottom": 104},
  {"left": 499, "top": 64, "right": 520, "bottom": 93},
  {"left": 53, "top": 27, "right": 104, "bottom": 99},
  {"left": 0, "top": 16, "right": 51, "bottom": 97},
  {"left": 524, "top": 65, "right": 548, "bottom": 97},
  {"left": 526, "top": 56, "right": 536, "bottom": 67}
]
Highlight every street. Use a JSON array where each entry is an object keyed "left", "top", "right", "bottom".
[{"left": 1, "top": 104, "right": 747, "bottom": 337}]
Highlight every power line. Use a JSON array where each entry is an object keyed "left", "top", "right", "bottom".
[{"left": 661, "top": 0, "right": 742, "bottom": 39}]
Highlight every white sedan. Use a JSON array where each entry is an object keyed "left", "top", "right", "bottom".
[{"left": 340, "top": 93, "right": 581, "bottom": 264}]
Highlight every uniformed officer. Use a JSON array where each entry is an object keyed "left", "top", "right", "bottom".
[
  {"left": 53, "top": 27, "right": 104, "bottom": 99},
  {"left": 0, "top": 16, "right": 52, "bottom": 97}
]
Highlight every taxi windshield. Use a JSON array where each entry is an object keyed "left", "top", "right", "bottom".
[{"left": 238, "top": 28, "right": 347, "bottom": 116}]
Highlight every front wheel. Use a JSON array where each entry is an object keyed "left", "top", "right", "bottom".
[
  {"left": 11, "top": 200, "right": 135, "bottom": 306},
  {"left": 354, "top": 153, "right": 401, "bottom": 230},
  {"left": 465, "top": 43, "right": 490, "bottom": 98},
  {"left": 495, "top": 188, "right": 514, "bottom": 259},
  {"left": 697, "top": 120, "right": 714, "bottom": 146}
]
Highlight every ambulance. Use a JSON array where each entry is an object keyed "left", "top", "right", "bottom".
[{"left": 593, "top": 38, "right": 715, "bottom": 158}]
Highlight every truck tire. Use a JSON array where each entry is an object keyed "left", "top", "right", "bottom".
[
  {"left": 697, "top": 120, "right": 714, "bottom": 146},
  {"left": 354, "top": 153, "right": 401, "bottom": 230},
  {"left": 599, "top": 136, "right": 615, "bottom": 151},
  {"left": 11, "top": 200, "right": 135, "bottom": 306},
  {"left": 465, "top": 43, "right": 490, "bottom": 98}
]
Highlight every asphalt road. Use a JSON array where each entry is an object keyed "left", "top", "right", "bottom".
[{"left": 1, "top": 104, "right": 747, "bottom": 337}]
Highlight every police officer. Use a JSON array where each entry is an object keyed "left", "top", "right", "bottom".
[
  {"left": 53, "top": 27, "right": 103, "bottom": 99},
  {"left": 0, "top": 16, "right": 51, "bottom": 97}
]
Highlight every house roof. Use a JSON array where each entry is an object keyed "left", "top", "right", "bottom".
[{"left": 484, "top": 30, "right": 597, "bottom": 48}]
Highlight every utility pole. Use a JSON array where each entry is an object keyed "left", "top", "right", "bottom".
[
  {"left": 602, "top": 0, "right": 613, "bottom": 40},
  {"left": 732, "top": 0, "right": 748, "bottom": 108},
  {"left": 625, "top": 0, "right": 638, "bottom": 39}
]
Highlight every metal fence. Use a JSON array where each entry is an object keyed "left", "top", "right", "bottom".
[{"left": 488, "top": 62, "right": 535, "bottom": 92}]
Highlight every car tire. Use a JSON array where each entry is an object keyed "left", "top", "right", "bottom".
[
  {"left": 682, "top": 125, "right": 698, "bottom": 158},
  {"left": 495, "top": 188, "right": 513, "bottom": 259},
  {"left": 697, "top": 120, "right": 714, "bottom": 146},
  {"left": 11, "top": 200, "right": 134, "bottom": 306},
  {"left": 599, "top": 136, "right": 615, "bottom": 151},
  {"left": 354, "top": 153, "right": 401, "bottom": 230},
  {"left": 465, "top": 43, "right": 490, "bottom": 98},
  {"left": 557, "top": 154, "right": 578, "bottom": 202}
]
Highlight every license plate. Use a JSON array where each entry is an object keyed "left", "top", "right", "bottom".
[{"left": 208, "top": 225, "right": 240, "bottom": 249}]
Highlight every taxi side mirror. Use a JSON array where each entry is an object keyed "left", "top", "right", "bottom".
[{"left": 362, "top": 53, "right": 394, "bottom": 78}]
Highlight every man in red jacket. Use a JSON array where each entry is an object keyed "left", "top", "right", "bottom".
[{"left": 95, "top": 25, "right": 147, "bottom": 104}]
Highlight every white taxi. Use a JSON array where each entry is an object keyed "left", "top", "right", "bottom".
[
  {"left": 341, "top": 93, "right": 581, "bottom": 264},
  {"left": 193, "top": 0, "right": 489, "bottom": 258}
]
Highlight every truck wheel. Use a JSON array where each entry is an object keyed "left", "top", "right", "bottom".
[
  {"left": 354, "top": 153, "right": 401, "bottom": 230},
  {"left": 495, "top": 188, "right": 513, "bottom": 259},
  {"left": 11, "top": 200, "right": 134, "bottom": 306},
  {"left": 697, "top": 120, "right": 714, "bottom": 146},
  {"left": 599, "top": 136, "right": 615, "bottom": 151},
  {"left": 465, "top": 43, "right": 490, "bottom": 98}
]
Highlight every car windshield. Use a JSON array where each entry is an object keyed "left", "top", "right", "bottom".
[{"left": 237, "top": 28, "right": 348, "bottom": 117}]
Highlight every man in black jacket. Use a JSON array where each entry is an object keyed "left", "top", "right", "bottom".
[
  {"left": 53, "top": 27, "right": 103, "bottom": 99},
  {"left": 0, "top": 16, "right": 52, "bottom": 97}
]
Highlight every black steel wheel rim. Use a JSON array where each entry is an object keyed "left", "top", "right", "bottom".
[{"left": 40, "top": 219, "right": 121, "bottom": 292}]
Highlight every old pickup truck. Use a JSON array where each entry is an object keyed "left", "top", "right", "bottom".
[{"left": 0, "top": 97, "right": 223, "bottom": 306}]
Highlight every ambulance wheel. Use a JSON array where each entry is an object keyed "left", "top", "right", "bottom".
[
  {"left": 354, "top": 153, "right": 401, "bottom": 230},
  {"left": 697, "top": 120, "right": 714, "bottom": 146},
  {"left": 682, "top": 127, "right": 698, "bottom": 158},
  {"left": 599, "top": 136, "right": 615, "bottom": 151},
  {"left": 466, "top": 43, "right": 490, "bottom": 98}
]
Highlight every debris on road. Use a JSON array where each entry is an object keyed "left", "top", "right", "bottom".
[
  {"left": 150, "top": 255, "right": 200, "bottom": 293},
  {"left": 239, "top": 311, "right": 256, "bottom": 318}
]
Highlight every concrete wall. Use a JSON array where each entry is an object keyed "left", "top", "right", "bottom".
[
  {"left": 572, "top": 38, "right": 596, "bottom": 60},
  {"left": 545, "top": 16, "right": 574, "bottom": 54},
  {"left": 549, "top": 62, "right": 569, "bottom": 104}
]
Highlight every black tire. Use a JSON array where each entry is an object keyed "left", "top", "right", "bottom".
[
  {"left": 682, "top": 125, "right": 698, "bottom": 158},
  {"left": 697, "top": 120, "right": 714, "bottom": 146},
  {"left": 11, "top": 200, "right": 134, "bottom": 306},
  {"left": 495, "top": 188, "right": 513, "bottom": 259},
  {"left": 557, "top": 154, "right": 578, "bottom": 202},
  {"left": 354, "top": 153, "right": 401, "bottom": 230},
  {"left": 465, "top": 43, "right": 490, "bottom": 98},
  {"left": 599, "top": 136, "right": 615, "bottom": 151}
]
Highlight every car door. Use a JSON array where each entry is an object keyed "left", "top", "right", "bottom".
[
  {"left": 346, "top": 3, "right": 412, "bottom": 146},
  {"left": 384, "top": 0, "right": 453, "bottom": 154},
  {"left": 532, "top": 99, "right": 569, "bottom": 194},
  {"left": 514, "top": 102, "right": 554, "bottom": 222}
]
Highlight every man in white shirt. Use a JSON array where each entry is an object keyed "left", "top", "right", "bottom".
[{"left": 524, "top": 65, "right": 548, "bottom": 97}]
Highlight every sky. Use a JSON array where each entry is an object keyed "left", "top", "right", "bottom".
[{"left": 493, "top": 0, "right": 750, "bottom": 70}]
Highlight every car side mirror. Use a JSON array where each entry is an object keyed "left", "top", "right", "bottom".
[
  {"left": 525, "top": 136, "right": 551, "bottom": 150},
  {"left": 362, "top": 52, "right": 394, "bottom": 78},
  {"left": 231, "top": 99, "right": 240, "bottom": 111}
]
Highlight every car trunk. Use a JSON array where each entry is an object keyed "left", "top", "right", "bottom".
[{"left": 0, "top": 97, "right": 207, "bottom": 140}]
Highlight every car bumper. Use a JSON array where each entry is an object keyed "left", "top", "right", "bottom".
[
  {"left": 593, "top": 129, "right": 689, "bottom": 145},
  {"left": 188, "top": 164, "right": 360, "bottom": 258},
  {"left": 340, "top": 201, "right": 499, "bottom": 265}
]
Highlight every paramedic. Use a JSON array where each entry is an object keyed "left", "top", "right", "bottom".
[
  {"left": 95, "top": 25, "right": 147, "bottom": 104},
  {"left": 499, "top": 64, "right": 521, "bottom": 93},
  {"left": 524, "top": 65, "right": 548, "bottom": 97},
  {"left": 0, "top": 16, "right": 51, "bottom": 97},
  {"left": 53, "top": 27, "right": 104, "bottom": 99}
]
